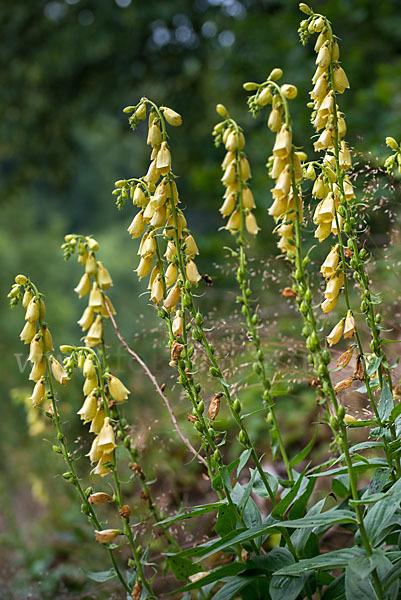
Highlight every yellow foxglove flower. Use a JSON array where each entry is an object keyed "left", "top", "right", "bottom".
[
  {"left": 51, "top": 357, "right": 69, "bottom": 385},
  {"left": 78, "top": 306, "right": 94, "bottom": 331},
  {"left": 269, "top": 197, "right": 288, "bottom": 221},
  {"left": 90, "top": 408, "right": 105, "bottom": 434},
  {"left": 42, "top": 325, "right": 53, "bottom": 352},
  {"left": 88, "top": 283, "right": 103, "bottom": 310},
  {"left": 151, "top": 205, "right": 167, "bottom": 228},
  {"left": 239, "top": 157, "right": 251, "bottom": 181},
  {"left": 221, "top": 162, "right": 237, "bottom": 186},
  {"left": 172, "top": 312, "right": 183, "bottom": 337},
  {"left": 85, "top": 252, "right": 97, "bottom": 276},
  {"left": 317, "top": 91, "right": 334, "bottom": 119},
  {"left": 127, "top": 210, "right": 146, "bottom": 240},
  {"left": 326, "top": 319, "right": 344, "bottom": 346},
  {"left": 74, "top": 273, "right": 91, "bottom": 298},
  {"left": 331, "top": 213, "right": 343, "bottom": 236},
  {"left": 147, "top": 122, "right": 162, "bottom": 147},
  {"left": 29, "top": 377, "right": 46, "bottom": 407},
  {"left": 312, "top": 175, "right": 328, "bottom": 199},
  {"left": 88, "top": 492, "right": 113, "bottom": 504},
  {"left": 133, "top": 186, "right": 146, "bottom": 207},
  {"left": 223, "top": 181, "right": 240, "bottom": 197},
  {"left": 273, "top": 127, "right": 292, "bottom": 159},
  {"left": 108, "top": 374, "right": 130, "bottom": 402},
  {"left": 97, "top": 417, "right": 116, "bottom": 453},
  {"left": 270, "top": 156, "right": 286, "bottom": 179},
  {"left": 94, "top": 528, "right": 122, "bottom": 544},
  {"left": 321, "top": 246, "right": 339, "bottom": 278},
  {"left": 140, "top": 233, "right": 156, "bottom": 259},
  {"left": 317, "top": 193, "right": 335, "bottom": 223},
  {"left": 22, "top": 289, "right": 34, "bottom": 309},
  {"left": 333, "top": 66, "right": 350, "bottom": 93},
  {"left": 338, "top": 116, "right": 347, "bottom": 138},
  {"left": 78, "top": 391, "right": 98, "bottom": 423},
  {"left": 161, "top": 106, "right": 182, "bottom": 126},
  {"left": 267, "top": 108, "right": 282, "bottom": 132},
  {"left": 97, "top": 262, "right": 113, "bottom": 290},
  {"left": 344, "top": 414, "right": 356, "bottom": 423},
  {"left": 305, "top": 163, "right": 316, "bottom": 180},
  {"left": 343, "top": 311, "right": 356, "bottom": 338},
  {"left": 25, "top": 297, "right": 41, "bottom": 322},
  {"left": 20, "top": 320, "right": 36, "bottom": 344},
  {"left": 324, "top": 272, "right": 344, "bottom": 300},
  {"left": 225, "top": 130, "right": 245, "bottom": 152},
  {"left": 28, "top": 334, "right": 44, "bottom": 364},
  {"left": 220, "top": 193, "right": 236, "bottom": 217},
  {"left": 321, "top": 295, "right": 339, "bottom": 313},
  {"left": 226, "top": 209, "right": 241, "bottom": 234},
  {"left": 165, "top": 241, "right": 177, "bottom": 262},
  {"left": 311, "top": 74, "right": 327, "bottom": 101},
  {"left": 29, "top": 358, "right": 46, "bottom": 382},
  {"left": 86, "top": 315, "right": 103, "bottom": 344},
  {"left": 314, "top": 128, "right": 333, "bottom": 152},
  {"left": 154, "top": 179, "right": 168, "bottom": 205},
  {"left": 83, "top": 356, "right": 96, "bottom": 379},
  {"left": 88, "top": 435, "right": 103, "bottom": 463},
  {"left": 144, "top": 159, "right": 160, "bottom": 186},
  {"left": 156, "top": 142, "right": 171, "bottom": 174},
  {"left": 222, "top": 150, "right": 236, "bottom": 170},
  {"left": 150, "top": 277, "right": 164, "bottom": 304},
  {"left": 163, "top": 283, "right": 181, "bottom": 312},
  {"left": 272, "top": 166, "right": 291, "bottom": 199},
  {"left": 343, "top": 178, "right": 355, "bottom": 200},
  {"left": 245, "top": 212, "right": 260, "bottom": 235},
  {"left": 314, "top": 222, "right": 331, "bottom": 243},
  {"left": 100, "top": 295, "right": 115, "bottom": 318},
  {"left": 316, "top": 42, "right": 331, "bottom": 68},
  {"left": 184, "top": 235, "right": 199, "bottom": 258},
  {"left": 165, "top": 263, "right": 178, "bottom": 287},
  {"left": 92, "top": 452, "right": 114, "bottom": 477},
  {"left": 186, "top": 260, "right": 202, "bottom": 285},
  {"left": 136, "top": 256, "right": 153, "bottom": 280},
  {"left": 242, "top": 186, "right": 255, "bottom": 209},
  {"left": 339, "top": 142, "right": 352, "bottom": 170}
]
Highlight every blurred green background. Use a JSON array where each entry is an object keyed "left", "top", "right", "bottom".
[{"left": 2, "top": 0, "right": 401, "bottom": 597}]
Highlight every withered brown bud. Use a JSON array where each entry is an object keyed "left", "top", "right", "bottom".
[
  {"left": 131, "top": 462, "right": 144, "bottom": 477},
  {"left": 337, "top": 346, "right": 354, "bottom": 369},
  {"left": 208, "top": 394, "right": 222, "bottom": 420},
  {"left": 119, "top": 505, "right": 131, "bottom": 519},
  {"left": 161, "top": 383, "right": 166, "bottom": 392},
  {"left": 241, "top": 548, "right": 249, "bottom": 563},
  {"left": 140, "top": 491, "right": 150, "bottom": 501},
  {"left": 171, "top": 340, "right": 184, "bottom": 362},
  {"left": 88, "top": 492, "right": 113, "bottom": 505},
  {"left": 353, "top": 355, "right": 364, "bottom": 381},
  {"left": 281, "top": 287, "right": 297, "bottom": 298},
  {"left": 344, "top": 248, "right": 353, "bottom": 258},
  {"left": 187, "top": 412, "right": 199, "bottom": 423},
  {"left": 334, "top": 377, "right": 354, "bottom": 392},
  {"left": 201, "top": 472, "right": 210, "bottom": 481},
  {"left": 308, "top": 377, "right": 320, "bottom": 388},
  {"left": 131, "top": 581, "right": 143, "bottom": 600}
]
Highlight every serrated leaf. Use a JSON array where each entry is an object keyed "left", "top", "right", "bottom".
[
  {"left": 366, "top": 355, "right": 383, "bottom": 377},
  {"left": 212, "top": 576, "right": 258, "bottom": 600},
  {"left": 81, "top": 567, "right": 117, "bottom": 583},
  {"left": 345, "top": 563, "right": 376, "bottom": 599},
  {"left": 171, "top": 562, "right": 246, "bottom": 593},
  {"left": 379, "top": 381, "right": 394, "bottom": 421},
  {"left": 364, "top": 477, "right": 401, "bottom": 545},
  {"left": 237, "top": 449, "right": 251, "bottom": 478},
  {"left": 290, "top": 429, "right": 317, "bottom": 468},
  {"left": 276, "top": 547, "right": 364, "bottom": 576},
  {"left": 157, "top": 500, "right": 227, "bottom": 526},
  {"left": 252, "top": 469, "right": 279, "bottom": 498},
  {"left": 270, "top": 573, "right": 305, "bottom": 600}
]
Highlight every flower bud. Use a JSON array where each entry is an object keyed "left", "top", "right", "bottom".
[
  {"left": 243, "top": 82, "right": 259, "bottom": 91},
  {"left": 386, "top": 137, "right": 399, "bottom": 151},
  {"left": 15, "top": 274, "right": 27, "bottom": 285},
  {"left": 29, "top": 377, "right": 46, "bottom": 407},
  {"left": 299, "top": 3, "right": 312, "bottom": 14},
  {"left": 257, "top": 86, "right": 272, "bottom": 106},
  {"left": 161, "top": 106, "right": 182, "bottom": 126},
  {"left": 51, "top": 357, "right": 69, "bottom": 385},
  {"left": 88, "top": 492, "right": 113, "bottom": 504},
  {"left": 269, "top": 68, "right": 283, "bottom": 81},
  {"left": 281, "top": 84, "right": 297, "bottom": 99}
]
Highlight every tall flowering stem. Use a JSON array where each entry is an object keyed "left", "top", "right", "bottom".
[
  {"left": 246, "top": 68, "right": 385, "bottom": 599},
  {"left": 8, "top": 276, "right": 131, "bottom": 594},
  {"left": 298, "top": 4, "right": 400, "bottom": 477},
  {"left": 213, "top": 105, "right": 293, "bottom": 482}
]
